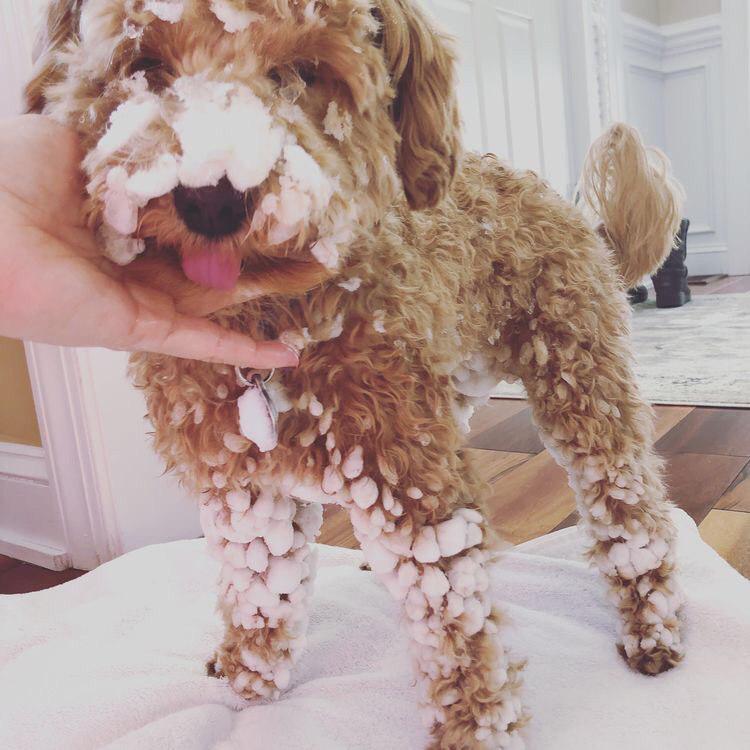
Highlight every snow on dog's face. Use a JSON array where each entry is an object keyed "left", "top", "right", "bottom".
[{"left": 27, "top": 0, "right": 460, "bottom": 295}]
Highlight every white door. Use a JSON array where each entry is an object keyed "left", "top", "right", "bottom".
[{"left": 424, "top": 0, "right": 572, "bottom": 195}]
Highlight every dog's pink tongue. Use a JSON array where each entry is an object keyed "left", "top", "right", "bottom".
[{"left": 181, "top": 248, "right": 242, "bottom": 291}]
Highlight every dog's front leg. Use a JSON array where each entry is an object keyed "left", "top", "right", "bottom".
[
  {"left": 506, "top": 272, "right": 684, "bottom": 675},
  {"left": 308, "top": 341, "right": 528, "bottom": 750},
  {"left": 345, "top": 471, "right": 526, "bottom": 749},
  {"left": 200, "top": 488, "right": 323, "bottom": 698}
]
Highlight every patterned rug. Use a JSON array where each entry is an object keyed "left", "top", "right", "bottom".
[{"left": 491, "top": 293, "right": 750, "bottom": 407}]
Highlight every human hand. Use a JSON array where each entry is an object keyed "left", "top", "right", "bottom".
[{"left": 0, "top": 115, "right": 297, "bottom": 369}]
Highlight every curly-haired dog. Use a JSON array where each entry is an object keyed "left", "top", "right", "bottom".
[{"left": 28, "top": 1, "right": 686, "bottom": 747}]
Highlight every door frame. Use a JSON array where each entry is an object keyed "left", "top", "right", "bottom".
[
  {"left": 560, "top": 0, "right": 626, "bottom": 195},
  {"left": 720, "top": 0, "right": 750, "bottom": 275},
  {"left": 23, "top": 343, "right": 122, "bottom": 570}
]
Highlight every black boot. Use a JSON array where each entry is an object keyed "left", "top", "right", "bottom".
[
  {"left": 627, "top": 285, "right": 649, "bottom": 304},
  {"left": 652, "top": 218, "right": 691, "bottom": 308}
]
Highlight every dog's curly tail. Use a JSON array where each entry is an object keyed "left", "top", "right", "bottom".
[{"left": 576, "top": 122, "right": 685, "bottom": 288}]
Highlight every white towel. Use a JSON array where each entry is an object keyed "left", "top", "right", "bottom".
[{"left": 1, "top": 508, "right": 748, "bottom": 749}]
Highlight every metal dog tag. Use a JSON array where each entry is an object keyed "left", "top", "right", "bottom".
[{"left": 235, "top": 369, "right": 278, "bottom": 452}]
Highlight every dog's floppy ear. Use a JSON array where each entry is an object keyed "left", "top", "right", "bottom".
[
  {"left": 24, "top": 0, "right": 83, "bottom": 113},
  {"left": 376, "top": 0, "right": 462, "bottom": 210}
]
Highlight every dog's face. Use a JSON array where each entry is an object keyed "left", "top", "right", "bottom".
[{"left": 27, "top": 0, "right": 460, "bottom": 295}]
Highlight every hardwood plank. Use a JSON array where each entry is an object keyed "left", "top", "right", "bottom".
[
  {"left": 715, "top": 459, "right": 750, "bottom": 512},
  {"left": 319, "top": 506, "right": 357, "bottom": 549},
  {"left": 699, "top": 510, "right": 750, "bottom": 578},
  {"left": 319, "top": 451, "right": 533, "bottom": 550},
  {"left": 469, "top": 406, "right": 544, "bottom": 454},
  {"left": 655, "top": 408, "right": 750, "bottom": 458},
  {"left": 470, "top": 403, "right": 690, "bottom": 456},
  {"left": 663, "top": 453, "right": 748, "bottom": 525},
  {"left": 551, "top": 450, "right": 748, "bottom": 534},
  {"left": 484, "top": 452, "right": 575, "bottom": 544},
  {"left": 0, "top": 554, "right": 20, "bottom": 575},
  {"left": 653, "top": 405, "right": 693, "bottom": 441},
  {"left": 485, "top": 406, "right": 694, "bottom": 537},
  {"left": 552, "top": 510, "right": 579, "bottom": 533},
  {"left": 0, "top": 563, "right": 86, "bottom": 595},
  {"left": 690, "top": 275, "right": 750, "bottom": 295},
  {"left": 468, "top": 399, "right": 527, "bottom": 437},
  {"left": 465, "top": 448, "right": 532, "bottom": 484}
]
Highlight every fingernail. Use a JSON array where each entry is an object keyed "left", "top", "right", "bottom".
[{"left": 262, "top": 341, "right": 299, "bottom": 368}]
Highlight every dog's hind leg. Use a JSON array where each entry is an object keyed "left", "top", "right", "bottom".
[
  {"left": 345, "top": 461, "right": 526, "bottom": 749},
  {"left": 504, "top": 253, "right": 685, "bottom": 676},
  {"left": 200, "top": 488, "right": 323, "bottom": 698}
]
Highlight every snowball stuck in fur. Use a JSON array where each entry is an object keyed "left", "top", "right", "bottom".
[
  {"left": 98, "top": 225, "right": 145, "bottom": 265},
  {"left": 97, "top": 94, "right": 160, "bottom": 158},
  {"left": 323, "top": 101, "right": 353, "bottom": 142},
  {"left": 103, "top": 153, "right": 180, "bottom": 238},
  {"left": 263, "top": 519, "right": 295, "bottom": 556},
  {"left": 338, "top": 277, "right": 362, "bottom": 292},
  {"left": 361, "top": 538, "right": 399, "bottom": 574},
  {"left": 172, "top": 76, "right": 283, "bottom": 190},
  {"left": 210, "top": 0, "right": 260, "bottom": 32},
  {"left": 436, "top": 516, "right": 469, "bottom": 558},
  {"left": 350, "top": 476, "right": 379, "bottom": 509},
  {"left": 420, "top": 566, "right": 450, "bottom": 598},
  {"left": 246, "top": 538, "right": 269, "bottom": 572},
  {"left": 144, "top": 0, "right": 185, "bottom": 22},
  {"left": 254, "top": 144, "right": 334, "bottom": 247},
  {"left": 126, "top": 153, "right": 180, "bottom": 204},
  {"left": 103, "top": 167, "right": 138, "bottom": 235},
  {"left": 266, "top": 557, "right": 303, "bottom": 594},
  {"left": 342, "top": 446, "right": 364, "bottom": 479},
  {"left": 413, "top": 527, "right": 441, "bottom": 564}
]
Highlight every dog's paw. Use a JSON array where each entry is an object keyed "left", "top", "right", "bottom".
[
  {"left": 205, "top": 655, "right": 222, "bottom": 678},
  {"left": 425, "top": 658, "right": 528, "bottom": 750},
  {"left": 427, "top": 717, "right": 526, "bottom": 750},
  {"left": 618, "top": 640, "right": 684, "bottom": 675}
]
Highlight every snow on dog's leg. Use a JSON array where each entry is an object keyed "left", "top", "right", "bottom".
[
  {"left": 347, "top": 484, "right": 526, "bottom": 749},
  {"left": 200, "top": 488, "right": 322, "bottom": 697},
  {"left": 505, "top": 250, "right": 684, "bottom": 675}
]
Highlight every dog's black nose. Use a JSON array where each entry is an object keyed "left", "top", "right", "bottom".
[{"left": 173, "top": 177, "right": 248, "bottom": 238}]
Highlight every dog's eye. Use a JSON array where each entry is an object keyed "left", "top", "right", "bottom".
[
  {"left": 126, "top": 56, "right": 172, "bottom": 92},
  {"left": 128, "top": 56, "right": 162, "bottom": 75},
  {"left": 267, "top": 62, "right": 318, "bottom": 88},
  {"left": 296, "top": 62, "right": 318, "bottom": 86},
  {"left": 267, "top": 67, "right": 284, "bottom": 87}
]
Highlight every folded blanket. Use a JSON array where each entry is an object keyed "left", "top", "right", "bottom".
[{"left": 1, "top": 509, "right": 748, "bottom": 749}]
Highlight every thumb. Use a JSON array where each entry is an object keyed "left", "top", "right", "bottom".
[{"left": 127, "top": 312, "right": 300, "bottom": 368}]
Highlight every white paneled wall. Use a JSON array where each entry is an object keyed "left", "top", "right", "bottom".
[
  {"left": 0, "top": 0, "right": 46, "bottom": 117},
  {"left": 423, "top": 0, "right": 572, "bottom": 195},
  {"left": 622, "top": 13, "right": 727, "bottom": 274}
]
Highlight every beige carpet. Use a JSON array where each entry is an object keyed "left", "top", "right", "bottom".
[{"left": 491, "top": 293, "right": 750, "bottom": 407}]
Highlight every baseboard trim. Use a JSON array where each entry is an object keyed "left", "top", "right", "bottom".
[
  {"left": 0, "top": 531, "right": 69, "bottom": 571},
  {"left": 685, "top": 247, "right": 728, "bottom": 276},
  {"left": 0, "top": 442, "right": 48, "bottom": 484}
]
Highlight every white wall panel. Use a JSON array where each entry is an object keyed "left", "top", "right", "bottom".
[
  {"left": 622, "top": 13, "right": 727, "bottom": 274},
  {"left": 625, "top": 66, "right": 666, "bottom": 149},
  {"left": 663, "top": 66, "right": 715, "bottom": 235},
  {"left": 426, "top": 0, "right": 570, "bottom": 193},
  {"left": 431, "top": 0, "right": 486, "bottom": 151}
]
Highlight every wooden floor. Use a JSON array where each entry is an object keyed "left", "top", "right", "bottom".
[
  {"left": 3, "top": 276, "right": 749, "bottom": 594},
  {"left": 318, "top": 401, "right": 750, "bottom": 580}
]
